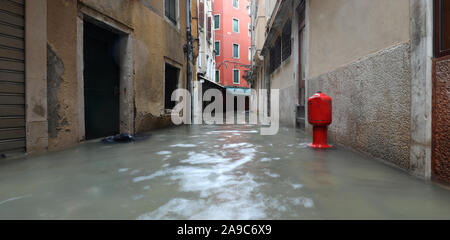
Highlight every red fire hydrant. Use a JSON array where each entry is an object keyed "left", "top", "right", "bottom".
[{"left": 308, "top": 91, "right": 333, "bottom": 149}]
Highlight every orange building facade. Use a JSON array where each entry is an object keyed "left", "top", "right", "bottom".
[{"left": 214, "top": 0, "right": 251, "bottom": 89}]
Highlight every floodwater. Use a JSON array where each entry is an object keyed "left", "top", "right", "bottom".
[{"left": 0, "top": 123, "right": 450, "bottom": 220}]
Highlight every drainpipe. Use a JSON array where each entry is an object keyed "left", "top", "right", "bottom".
[
  {"left": 186, "top": 0, "right": 193, "bottom": 122},
  {"left": 250, "top": 0, "right": 255, "bottom": 87}
]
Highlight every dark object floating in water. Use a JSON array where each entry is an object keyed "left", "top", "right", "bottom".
[
  {"left": 102, "top": 133, "right": 136, "bottom": 144},
  {"left": 101, "top": 133, "right": 151, "bottom": 144}
]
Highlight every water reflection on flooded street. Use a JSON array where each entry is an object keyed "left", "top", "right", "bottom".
[{"left": 0, "top": 124, "right": 449, "bottom": 219}]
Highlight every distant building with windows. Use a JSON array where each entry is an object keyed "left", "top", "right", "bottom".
[
  {"left": 196, "top": 0, "right": 216, "bottom": 85},
  {"left": 213, "top": 0, "right": 252, "bottom": 90}
]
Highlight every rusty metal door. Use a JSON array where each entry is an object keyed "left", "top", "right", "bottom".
[
  {"left": 0, "top": 0, "right": 25, "bottom": 156},
  {"left": 432, "top": 0, "right": 450, "bottom": 184}
]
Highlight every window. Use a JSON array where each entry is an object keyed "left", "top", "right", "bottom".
[
  {"left": 269, "top": 37, "right": 281, "bottom": 74},
  {"left": 297, "top": 0, "right": 306, "bottom": 29},
  {"left": 214, "top": 15, "right": 220, "bottom": 29},
  {"left": 199, "top": 1, "right": 204, "bottom": 28},
  {"left": 233, "top": 43, "right": 240, "bottom": 59},
  {"left": 249, "top": 48, "right": 252, "bottom": 62},
  {"left": 281, "top": 19, "right": 292, "bottom": 61},
  {"left": 165, "top": 63, "right": 180, "bottom": 110},
  {"left": 207, "top": 16, "right": 212, "bottom": 41},
  {"left": 215, "top": 41, "right": 220, "bottom": 56},
  {"left": 233, "top": 19, "right": 239, "bottom": 33},
  {"left": 268, "top": 19, "right": 291, "bottom": 74},
  {"left": 435, "top": 0, "right": 450, "bottom": 57},
  {"left": 248, "top": 23, "right": 251, "bottom": 37},
  {"left": 215, "top": 70, "right": 220, "bottom": 83},
  {"left": 165, "top": 0, "right": 177, "bottom": 25},
  {"left": 233, "top": 0, "right": 239, "bottom": 8},
  {"left": 233, "top": 69, "right": 240, "bottom": 84}
]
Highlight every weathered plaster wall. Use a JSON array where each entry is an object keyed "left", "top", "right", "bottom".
[
  {"left": 26, "top": 0, "right": 48, "bottom": 154},
  {"left": 267, "top": 4, "right": 301, "bottom": 128},
  {"left": 47, "top": 0, "right": 79, "bottom": 150},
  {"left": 308, "top": 0, "right": 410, "bottom": 78},
  {"left": 269, "top": 50, "right": 297, "bottom": 127},
  {"left": 79, "top": 0, "right": 134, "bottom": 27},
  {"left": 307, "top": 43, "right": 412, "bottom": 169},
  {"left": 253, "top": 0, "right": 267, "bottom": 59},
  {"left": 78, "top": 0, "right": 188, "bottom": 134},
  {"left": 45, "top": 0, "right": 188, "bottom": 152},
  {"left": 269, "top": 53, "right": 297, "bottom": 127},
  {"left": 132, "top": 0, "right": 187, "bottom": 133},
  {"left": 78, "top": 0, "right": 188, "bottom": 133}
]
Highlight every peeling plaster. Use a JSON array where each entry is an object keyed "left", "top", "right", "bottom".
[{"left": 47, "top": 44, "right": 65, "bottom": 139}]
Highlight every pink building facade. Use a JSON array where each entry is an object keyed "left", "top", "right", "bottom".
[{"left": 214, "top": 0, "right": 251, "bottom": 89}]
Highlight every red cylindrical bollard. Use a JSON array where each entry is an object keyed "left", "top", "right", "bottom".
[{"left": 308, "top": 92, "right": 333, "bottom": 149}]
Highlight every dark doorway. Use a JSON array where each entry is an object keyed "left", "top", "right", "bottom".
[
  {"left": 232, "top": 96, "right": 250, "bottom": 112},
  {"left": 165, "top": 63, "right": 180, "bottom": 110},
  {"left": 84, "top": 21, "right": 120, "bottom": 140}
]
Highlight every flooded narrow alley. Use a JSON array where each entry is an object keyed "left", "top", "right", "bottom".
[{"left": 1, "top": 123, "right": 449, "bottom": 220}]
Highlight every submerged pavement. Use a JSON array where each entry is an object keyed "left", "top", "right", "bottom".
[{"left": 0, "top": 124, "right": 449, "bottom": 219}]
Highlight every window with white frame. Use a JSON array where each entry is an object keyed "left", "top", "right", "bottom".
[
  {"left": 249, "top": 47, "right": 251, "bottom": 62},
  {"left": 233, "top": 69, "right": 240, "bottom": 84},
  {"left": 215, "top": 70, "right": 220, "bottom": 83},
  {"left": 214, "top": 15, "right": 220, "bottom": 29},
  {"left": 233, "top": 0, "right": 239, "bottom": 8},
  {"left": 233, "top": 18, "right": 239, "bottom": 33},
  {"left": 165, "top": 0, "right": 178, "bottom": 25},
  {"left": 215, "top": 41, "right": 220, "bottom": 56},
  {"left": 233, "top": 43, "right": 239, "bottom": 59},
  {"left": 207, "top": 16, "right": 212, "bottom": 41}
]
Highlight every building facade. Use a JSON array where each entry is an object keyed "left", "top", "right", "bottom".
[
  {"left": 214, "top": 0, "right": 252, "bottom": 89},
  {"left": 0, "top": 0, "right": 198, "bottom": 156},
  {"left": 196, "top": 0, "right": 216, "bottom": 84},
  {"left": 193, "top": 0, "right": 219, "bottom": 119},
  {"left": 251, "top": 0, "right": 449, "bottom": 184}
]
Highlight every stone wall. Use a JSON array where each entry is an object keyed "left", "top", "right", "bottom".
[
  {"left": 47, "top": 0, "right": 79, "bottom": 151},
  {"left": 307, "top": 43, "right": 412, "bottom": 169},
  {"left": 432, "top": 56, "right": 450, "bottom": 183}
]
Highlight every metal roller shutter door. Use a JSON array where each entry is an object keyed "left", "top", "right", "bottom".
[{"left": 0, "top": 0, "right": 25, "bottom": 155}]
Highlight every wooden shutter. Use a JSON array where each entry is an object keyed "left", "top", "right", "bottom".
[
  {"left": 199, "top": 1, "right": 204, "bottom": 28},
  {"left": 207, "top": 16, "right": 211, "bottom": 40},
  {"left": 0, "top": 0, "right": 26, "bottom": 155}
]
